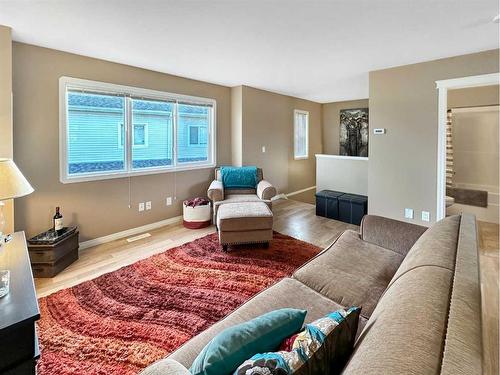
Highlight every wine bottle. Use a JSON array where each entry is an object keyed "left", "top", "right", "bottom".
[{"left": 53, "top": 207, "right": 64, "bottom": 235}]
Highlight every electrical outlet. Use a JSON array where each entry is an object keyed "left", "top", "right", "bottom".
[
  {"left": 262, "top": 146, "right": 266, "bottom": 153},
  {"left": 146, "top": 201, "right": 152, "bottom": 210},
  {"left": 421, "top": 211, "right": 430, "bottom": 222},
  {"left": 138, "top": 202, "right": 145, "bottom": 212},
  {"left": 166, "top": 197, "right": 172, "bottom": 206},
  {"left": 404, "top": 208, "right": 414, "bottom": 219}
]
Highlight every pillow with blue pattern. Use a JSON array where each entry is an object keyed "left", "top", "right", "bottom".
[{"left": 234, "top": 307, "right": 361, "bottom": 375}]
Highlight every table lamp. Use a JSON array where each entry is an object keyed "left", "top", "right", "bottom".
[{"left": 0, "top": 158, "right": 34, "bottom": 298}]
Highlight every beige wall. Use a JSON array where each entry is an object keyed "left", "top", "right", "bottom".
[
  {"left": 237, "top": 86, "right": 322, "bottom": 193},
  {"left": 12, "top": 42, "right": 232, "bottom": 241},
  {"left": 230, "top": 86, "right": 243, "bottom": 167},
  {"left": 316, "top": 155, "right": 368, "bottom": 195},
  {"left": 368, "top": 49, "right": 499, "bottom": 225},
  {"left": 0, "top": 26, "right": 13, "bottom": 232},
  {"left": 448, "top": 85, "right": 499, "bottom": 109},
  {"left": 322, "top": 99, "right": 369, "bottom": 155}
]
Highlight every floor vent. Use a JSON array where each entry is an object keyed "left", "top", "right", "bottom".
[{"left": 126, "top": 233, "right": 152, "bottom": 243}]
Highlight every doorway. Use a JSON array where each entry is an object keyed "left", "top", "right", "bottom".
[{"left": 436, "top": 73, "right": 499, "bottom": 221}]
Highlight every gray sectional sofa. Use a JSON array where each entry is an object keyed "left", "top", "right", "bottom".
[{"left": 141, "top": 213, "right": 482, "bottom": 374}]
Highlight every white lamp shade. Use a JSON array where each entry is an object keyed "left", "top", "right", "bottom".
[{"left": 0, "top": 159, "right": 34, "bottom": 200}]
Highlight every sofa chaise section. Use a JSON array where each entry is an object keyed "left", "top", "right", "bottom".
[{"left": 140, "top": 213, "right": 481, "bottom": 375}]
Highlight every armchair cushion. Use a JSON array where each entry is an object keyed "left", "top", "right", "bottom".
[
  {"left": 207, "top": 180, "right": 224, "bottom": 202},
  {"left": 257, "top": 180, "right": 277, "bottom": 200}
]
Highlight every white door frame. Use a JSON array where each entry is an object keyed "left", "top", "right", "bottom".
[{"left": 435, "top": 72, "right": 499, "bottom": 221}]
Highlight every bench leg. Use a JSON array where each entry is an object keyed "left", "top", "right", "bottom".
[{"left": 222, "top": 244, "right": 228, "bottom": 252}]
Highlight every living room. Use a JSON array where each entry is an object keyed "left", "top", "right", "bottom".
[{"left": 0, "top": 1, "right": 498, "bottom": 375}]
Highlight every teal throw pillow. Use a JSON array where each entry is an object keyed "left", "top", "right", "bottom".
[{"left": 190, "top": 308, "right": 307, "bottom": 375}]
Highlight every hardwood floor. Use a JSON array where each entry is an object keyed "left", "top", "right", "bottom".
[
  {"left": 34, "top": 199, "right": 498, "bottom": 373},
  {"left": 478, "top": 221, "right": 499, "bottom": 375}
]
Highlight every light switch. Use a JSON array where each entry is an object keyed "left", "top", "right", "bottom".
[
  {"left": 404, "top": 208, "right": 414, "bottom": 219},
  {"left": 146, "top": 201, "right": 152, "bottom": 210},
  {"left": 421, "top": 211, "right": 430, "bottom": 222},
  {"left": 262, "top": 146, "right": 266, "bottom": 153}
]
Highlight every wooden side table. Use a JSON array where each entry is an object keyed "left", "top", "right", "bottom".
[
  {"left": 28, "top": 228, "right": 79, "bottom": 278},
  {"left": 0, "top": 232, "right": 40, "bottom": 374}
]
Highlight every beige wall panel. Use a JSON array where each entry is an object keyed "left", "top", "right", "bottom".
[
  {"left": 368, "top": 49, "right": 499, "bottom": 225},
  {"left": 240, "top": 86, "right": 322, "bottom": 194},
  {"left": 12, "top": 43, "right": 231, "bottom": 241}
]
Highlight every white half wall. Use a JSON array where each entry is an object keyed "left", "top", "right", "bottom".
[{"left": 316, "top": 154, "right": 368, "bottom": 196}]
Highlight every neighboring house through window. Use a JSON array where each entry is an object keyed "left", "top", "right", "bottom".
[
  {"left": 189, "top": 125, "right": 208, "bottom": 145},
  {"left": 118, "top": 123, "right": 148, "bottom": 148}
]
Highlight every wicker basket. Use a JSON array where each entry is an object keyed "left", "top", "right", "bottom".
[{"left": 183, "top": 201, "right": 211, "bottom": 229}]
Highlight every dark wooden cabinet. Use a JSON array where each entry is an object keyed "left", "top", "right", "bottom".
[
  {"left": 0, "top": 232, "right": 40, "bottom": 373},
  {"left": 28, "top": 229, "right": 79, "bottom": 278}
]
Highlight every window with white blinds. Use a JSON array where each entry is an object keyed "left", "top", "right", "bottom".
[
  {"left": 294, "top": 110, "right": 309, "bottom": 159},
  {"left": 59, "top": 77, "right": 216, "bottom": 183}
]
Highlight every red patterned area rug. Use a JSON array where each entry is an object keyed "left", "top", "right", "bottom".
[{"left": 37, "top": 231, "right": 320, "bottom": 375}]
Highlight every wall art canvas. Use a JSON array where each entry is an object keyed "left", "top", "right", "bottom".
[{"left": 339, "top": 108, "right": 369, "bottom": 157}]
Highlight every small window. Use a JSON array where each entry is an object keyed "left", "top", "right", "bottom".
[
  {"left": 118, "top": 123, "right": 148, "bottom": 148},
  {"left": 294, "top": 110, "right": 309, "bottom": 159},
  {"left": 189, "top": 126, "right": 199, "bottom": 145}
]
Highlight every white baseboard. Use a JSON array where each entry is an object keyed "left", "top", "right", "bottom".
[
  {"left": 79, "top": 215, "right": 182, "bottom": 250},
  {"left": 286, "top": 186, "right": 316, "bottom": 197}
]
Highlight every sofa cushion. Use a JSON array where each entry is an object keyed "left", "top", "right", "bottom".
[
  {"left": 360, "top": 215, "right": 427, "bottom": 256},
  {"left": 388, "top": 215, "right": 460, "bottom": 286},
  {"left": 190, "top": 308, "right": 306, "bottom": 375},
  {"left": 168, "top": 278, "right": 345, "bottom": 369},
  {"left": 217, "top": 202, "right": 273, "bottom": 232},
  {"left": 139, "top": 359, "right": 191, "bottom": 375},
  {"left": 342, "top": 266, "right": 454, "bottom": 375},
  {"left": 293, "top": 230, "right": 404, "bottom": 318},
  {"left": 234, "top": 307, "right": 361, "bottom": 375}
]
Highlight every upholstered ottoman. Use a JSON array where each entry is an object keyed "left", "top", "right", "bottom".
[{"left": 216, "top": 201, "right": 273, "bottom": 251}]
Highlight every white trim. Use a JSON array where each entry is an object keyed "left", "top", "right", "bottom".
[
  {"left": 435, "top": 72, "right": 500, "bottom": 221},
  {"left": 286, "top": 185, "right": 316, "bottom": 197},
  {"left": 315, "top": 154, "right": 369, "bottom": 161},
  {"left": 59, "top": 76, "right": 217, "bottom": 184},
  {"left": 294, "top": 109, "right": 309, "bottom": 160},
  {"left": 436, "top": 73, "right": 499, "bottom": 89},
  {"left": 79, "top": 215, "right": 182, "bottom": 250},
  {"left": 451, "top": 105, "right": 499, "bottom": 113}
]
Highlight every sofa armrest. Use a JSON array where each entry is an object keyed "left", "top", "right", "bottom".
[
  {"left": 257, "top": 180, "right": 277, "bottom": 200},
  {"left": 360, "top": 215, "right": 427, "bottom": 256},
  {"left": 207, "top": 180, "right": 224, "bottom": 202},
  {"left": 139, "top": 359, "right": 191, "bottom": 375}
]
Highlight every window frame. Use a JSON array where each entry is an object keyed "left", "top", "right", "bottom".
[
  {"left": 59, "top": 77, "right": 217, "bottom": 184},
  {"left": 293, "top": 109, "right": 309, "bottom": 160}
]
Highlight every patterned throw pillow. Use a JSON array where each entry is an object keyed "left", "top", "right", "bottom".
[{"left": 233, "top": 307, "right": 360, "bottom": 375}]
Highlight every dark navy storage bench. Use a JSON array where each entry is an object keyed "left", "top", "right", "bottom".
[{"left": 315, "top": 190, "right": 368, "bottom": 225}]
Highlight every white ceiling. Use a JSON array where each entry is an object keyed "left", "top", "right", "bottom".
[{"left": 0, "top": 0, "right": 498, "bottom": 103}]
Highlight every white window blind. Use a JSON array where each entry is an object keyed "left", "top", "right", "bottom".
[{"left": 294, "top": 110, "right": 309, "bottom": 159}]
